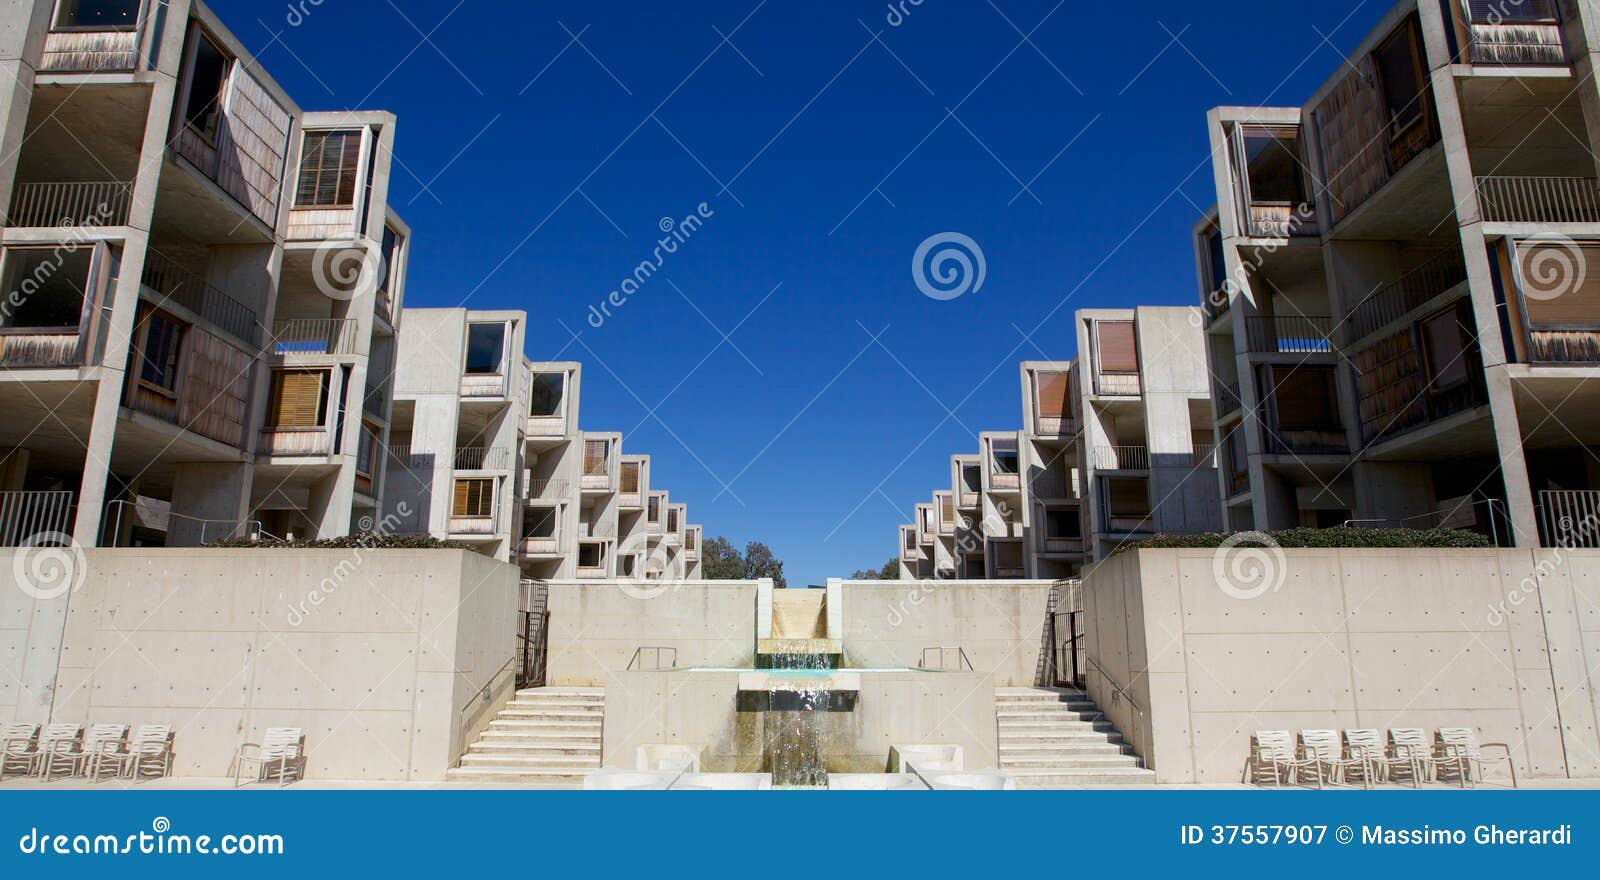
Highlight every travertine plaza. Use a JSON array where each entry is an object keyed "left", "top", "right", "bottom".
[{"left": 2, "top": 0, "right": 1600, "bottom": 791}]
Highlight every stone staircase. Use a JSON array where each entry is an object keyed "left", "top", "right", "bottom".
[
  {"left": 445, "top": 687, "right": 604, "bottom": 787},
  {"left": 996, "top": 687, "right": 1155, "bottom": 788}
]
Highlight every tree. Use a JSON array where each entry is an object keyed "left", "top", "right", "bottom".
[
  {"left": 851, "top": 558, "right": 900, "bottom": 580},
  {"left": 700, "top": 536, "right": 787, "bottom": 588},
  {"left": 701, "top": 536, "right": 744, "bottom": 580},
  {"left": 741, "top": 541, "right": 787, "bottom": 589}
]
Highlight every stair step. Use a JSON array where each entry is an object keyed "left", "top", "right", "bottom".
[
  {"left": 998, "top": 741, "right": 1134, "bottom": 755},
  {"left": 516, "top": 688, "right": 605, "bottom": 698},
  {"left": 495, "top": 710, "right": 604, "bottom": 721},
  {"left": 503, "top": 700, "right": 606, "bottom": 711},
  {"left": 999, "top": 725, "right": 1122, "bottom": 738},
  {"left": 460, "top": 752, "right": 601, "bottom": 767},
  {"left": 1006, "top": 767, "right": 1157, "bottom": 787},
  {"left": 998, "top": 754, "right": 1143, "bottom": 769},
  {"left": 998, "top": 716, "right": 1111, "bottom": 727},
  {"left": 444, "top": 767, "right": 589, "bottom": 786}
]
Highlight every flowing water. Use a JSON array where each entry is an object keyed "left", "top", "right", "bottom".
[{"left": 763, "top": 653, "right": 836, "bottom": 788}]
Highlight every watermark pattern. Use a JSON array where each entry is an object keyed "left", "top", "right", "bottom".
[
  {"left": 885, "top": 0, "right": 928, "bottom": 27},
  {"left": 285, "top": 0, "right": 327, "bottom": 27},
  {"left": 913, "top": 232, "right": 987, "bottom": 301},
  {"left": 12, "top": 532, "right": 87, "bottom": 602},
  {"left": 2, "top": 203, "right": 120, "bottom": 324},
  {"left": 614, "top": 529, "right": 687, "bottom": 601},
  {"left": 1486, "top": 510, "right": 1600, "bottom": 626},
  {"left": 1211, "top": 531, "right": 1288, "bottom": 601},
  {"left": 311, "top": 240, "right": 386, "bottom": 302},
  {"left": 1518, "top": 233, "right": 1587, "bottom": 302},
  {"left": 588, "top": 203, "right": 715, "bottom": 328}
]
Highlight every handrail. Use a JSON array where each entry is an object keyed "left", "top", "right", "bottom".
[
  {"left": 0, "top": 490, "right": 75, "bottom": 547},
  {"left": 6, "top": 180, "right": 133, "bottom": 227},
  {"left": 1084, "top": 654, "right": 1147, "bottom": 769},
  {"left": 141, "top": 251, "right": 263, "bottom": 346},
  {"left": 272, "top": 318, "right": 359, "bottom": 356},
  {"left": 455, "top": 655, "right": 517, "bottom": 762},
  {"left": 919, "top": 646, "right": 974, "bottom": 672},
  {"left": 1476, "top": 175, "right": 1600, "bottom": 224},
  {"left": 627, "top": 646, "right": 679, "bottom": 671}
]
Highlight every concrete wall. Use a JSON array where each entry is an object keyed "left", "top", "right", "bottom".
[
  {"left": 839, "top": 580, "right": 1056, "bottom": 687},
  {"left": 1, "top": 548, "right": 519, "bottom": 781},
  {"left": 543, "top": 580, "right": 760, "bottom": 686},
  {"left": 1082, "top": 548, "right": 1600, "bottom": 784},
  {"left": 603, "top": 669, "right": 995, "bottom": 773}
]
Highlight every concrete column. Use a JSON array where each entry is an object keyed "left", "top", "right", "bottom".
[
  {"left": 1484, "top": 369, "right": 1542, "bottom": 547},
  {"left": 0, "top": 1, "right": 52, "bottom": 211},
  {"left": 168, "top": 461, "right": 253, "bottom": 546},
  {"left": 306, "top": 466, "right": 354, "bottom": 539}
]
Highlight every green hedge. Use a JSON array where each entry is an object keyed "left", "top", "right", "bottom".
[
  {"left": 207, "top": 534, "right": 468, "bottom": 550},
  {"left": 1111, "top": 527, "right": 1492, "bottom": 555}
]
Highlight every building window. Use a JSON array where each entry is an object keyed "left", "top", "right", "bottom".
[
  {"left": 667, "top": 509, "right": 680, "bottom": 532},
  {"left": 578, "top": 542, "right": 604, "bottom": 569},
  {"left": 296, "top": 130, "right": 363, "bottom": 208},
  {"left": 453, "top": 479, "right": 493, "bottom": 518},
  {"left": 1239, "top": 128, "right": 1307, "bottom": 206},
  {"left": 266, "top": 370, "right": 329, "bottom": 428},
  {"left": 137, "top": 310, "right": 183, "bottom": 392},
  {"left": 991, "top": 441, "right": 1019, "bottom": 475},
  {"left": 1519, "top": 241, "right": 1600, "bottom": 326},
  {"left": 378, "top": 225, "right": 403, "bottom": 294},
  {"left": 530, "top": 373, "right": 564, "bottom": 417},
  {"left": 1095, "top": 320, "right": 1139, "bottom": 375},
  {"left": 54, "top": 0, "right": 140, "bottom": 30},
  {"left": 1373, "top": 22, "right": 1426, "bottom": 135},
  {"left": 585, "top": 440, "right": 611, "bottom": 476},
  {"left": 961, "top": 465, "right": 982, "bottom": 494},
  {"left": 620, "top": 461, "right": 640, "bottom": 493},
  {"left": 522, "top": 507, "right": 556, "bottom": 539},
  {"left": 1045, "top": 508, "right": 1081, "bottom": 540},
  {"left": 0, "top": 248, "right": 91, "bottom": 330},
  {"left": 464, "top": 323, "right": 505, "bottom": 375},
  {"left": 182, "top": 33, "right": 229, "bottom": 141},
  {"left": 1105, "top": 478, "right": 1151, "bottom": 519},
  {"left": 1421, "top": 306, "right": 1471, "bottom": 391},
  {"left": 1272, "top": 366, "right": 1342, "bottom": 432},
  {"left": 1035, "top": 371, "right": 1071, "bottom": 421},
  {"left": 647, "top": 495, "right": 661, "bottom": 522},
  {"left": 618, "top": 554, "right": 637, "bottom": 577}
]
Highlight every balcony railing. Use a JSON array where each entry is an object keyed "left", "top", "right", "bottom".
[
  {"left": 454, "top": 447, "right": 511, "bottom": 471},
  {"left": 1094, "top": 446, "right": 1150, "bottom": 471},
  {"left": 39, "top": 27, "right": 143, "bottom": 73},
  {"left": 387, "top": 445, "right": 415, "bottom": 467},
  {"left": 1246, "top": 316, "right": 1335, "bottom": 354},
  {"left": 1245, "top": 203, "right": 1319, "bottom": 239},
  {"left": 1202, "top": 289, "right": 1231, "bottom": 324},
  {"left": 1191, "top": 444, "right": 1217, "bottom": 468},
  {"left": 1463, "top": 4, "right": 1568, "bottom": 67},
  {"left": 450, "top": 513, "right": 500, "bottom": 537},
  {"left": 520, "top": 536, "right": 560, "bottom": 555},
  {"left": 1094, "top": 373, "right": 1142, "bottom": 397},
  {"left": 1476, "top": 176, "right": 1600, "bottom": 224},
  {"left": 526, "top": 478, "right": 570, "bottom": 499},
  {"left": 141, "top": 252, "right": 262, "bottom": 346},
  {"left": 1345, "top": 250, "right": 1468, "bottom": 344},
  {"left": 0, "top": 491, "right": 75, "bottom": 547},
  {"left": 258, "top": 427, "right": 333, "bottom": 457},
  {"left": 272, "top": 318, "right": 359, "bottom": 356},
  {"left": 1215, "top": 380, "right": 1244, "bottom": 416},
  {"left": 1538, "top": 490, "right": 1600, "bottom": 549},
  {"left": 5, "top": 181, "right": 132, "bottom": 228}
]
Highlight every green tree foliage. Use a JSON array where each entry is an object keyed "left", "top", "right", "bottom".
[
  {"left": 700, "top": 536, "right": 788, "bottom": 588},
  {"left": 851, "top": 559, "right": 900, "bottom": 580}
]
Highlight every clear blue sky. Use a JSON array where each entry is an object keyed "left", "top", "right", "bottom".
[{"left": 215, "top": 0, "right": 1374, "bottom": 586}]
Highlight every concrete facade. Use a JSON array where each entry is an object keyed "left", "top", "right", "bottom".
[
  {"left": 898, "top": 307, "right": 1218, "bottom": 579},
  {"left": 543, "top": 580, "right": 762, "bottom": 686},
  {"left": 1082, "top": 547, "right": 1600, "bottom": 784},
  {"left": 0, "top": 0, "right": 412, "bottom": 551},
  {"left": 1, "top": 548, "right": 519, "bottom": 781},
  {"left": 388, "top": 308, "right": 706, "bottom": 583},
  {"left": 1194, "top": 0, "right": 1600, "bottom": 547}
]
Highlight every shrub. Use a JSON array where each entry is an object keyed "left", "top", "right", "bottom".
[
  {"left": 207, "top": 533, "right": 468, "bottom": 550},
  {"left": 1111, "top": 527, "right": 1492, "bottom": 555}
]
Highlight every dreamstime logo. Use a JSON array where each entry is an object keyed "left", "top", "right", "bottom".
[
  {"left": 885, "top": 0, "right": 927, "bottom": 27},
  {"left": 588, "top": 203, "right": 715, "bottom": 329},
  {"left": 285, "top": 0, "right": 326, "bottom": 26},
  {"left": 1211, "top": 531, "right": 1287, "bottom": 601},
  {"left": 310, "top": 240, "right": 385, "bottom": 302},
  {"left": 12, "top": 532, "right": 87, "bottom": 601},
  {"left": 283, "top": 503, "right": 410, "bottom": 626},
  {"left": 913, "top": 232, "right": 986, "bottom": 301},
  {"left": 1487, "top": 511, "right": 1600, "bottom": 626},
  {"left": 614, "top": 530, "right": 686, "bottom": 601},
  {"left": 1520, "top": 233, "right": 1587, "bottom": 302}
]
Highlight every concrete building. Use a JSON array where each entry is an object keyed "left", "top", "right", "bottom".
[
  {"left": 388, "top": 308, "right": 704, "bottom": 581},
  {"left": 1194, "top": 0, "right": 1600, "bottom": 547},
  {"left": 900, "top": 307, "right": 1219, "bottom": 577},
  {"left": 0, "top": 0, "right": 410, "bottom": 548}
]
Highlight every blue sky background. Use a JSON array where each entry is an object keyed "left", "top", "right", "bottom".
[{"left": 213, "top": 0, "right": 1378, "bottom": 586}]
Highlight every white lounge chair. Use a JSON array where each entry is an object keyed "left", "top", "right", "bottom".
[
  {"left": 74, "top": 723, "right": 128, "bottom": 781},
  {"left": 235, "top": 728, "right": 305, "bottom": 787},
  {"left": 0, "top": 723, "right": 39, "bottom": 781},
  {"left": 1390, "top": 728, "right": 1449, "bottom": 784},
  {"left": 1345, "top": 728, "right": 1418, "bottom": 788},
  {"left": 1299, "top": 730, "right": 1365, "bottom": 789},
  {"left": 123, "top": 725, "right": 174, "bottom": 781},
  {"left": 1435, "top": 728, "right": 1516, "bottom": 789},
  {"left": 34, "top": 724, "right": 82, "bottom": 780},
  {"left": 1244, "top": 730, "right": 1317, "bottom": 787}
]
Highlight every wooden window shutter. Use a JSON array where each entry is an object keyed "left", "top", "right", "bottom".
[
  {"left": 584, "top": 439, "right": 608, "bottom": 475},
  {"left": 621, "top": 462, "right": 640, "bottom": 492},
  {"left": 268, "top": 370, "right": 326, "bottom": 427},
  {"left": 1036, "top": 371, "right": 1071, "bottom": 418},
  {"left": 1520, "top": 242, "right": 1600, "bottom": 326},
  {"left": 940, "top": 496, "right": 955, "bottom": 521},
  {"left": 1097, "top": 321, "right": 1139, "bottom": 373},
  {"left": 453, "top": 479, "right": 491, "bottom": 517}
]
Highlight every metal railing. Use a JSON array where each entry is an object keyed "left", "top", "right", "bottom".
[
  {"left": 1476, "top": 176, "right": 1600, "bottom": 224},
  {"left": 627, "top": 646, "right": 679, "bottom": 671},
  {"left": 1191, "top": 444, "right": 1217, "bottom": 468},
  {"left": 5, "top": 180, "right": 132, "bottom": 228},
  {"left": 1538, "top": 490, "right": 1600, "bottom": 549},
  {"left": 1345, "top": 249, "right": 1468, "bottom": 344},
  {"left": 1215, "top": 380, "right": 1244, "bottom": 416},
  {"left": 1085, "top": 655, "right": 1147, "bottom": 769},
  {"left": 518, "top": 604, "right": 549, "bottom": 689},
  {"left": 0, "top": 491, "right": 75, "bottom": 547},
  {"left": 141, "top": 252, "right": 262, "bottom": 346},
  {"left": 271, "top": 318, "right": 359, "bottom": 356},
  {"left": 1050, "top": 611, "right": 1083, "bottom": 688},
  {"left": 455, "top": 655, "right": 517, "bottom": 766},
  {"left": 97, "top": 500, "right": 270, "bottom": 547},
  {"left": 454, "top": 447, "right": 511, "bottom": 470},
  {"left": 1094, "top": 445, "right": 1150, "bottom": 471},
  {"left": 1246, "top": 316, "right": 1336, "bottom": 354},
  {"left": 919, "top": 646, "right": 974, "bottom": 671}
]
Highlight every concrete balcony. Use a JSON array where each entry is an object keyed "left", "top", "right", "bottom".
[
  {"left": 272, "top": 318, "right": 359, "bottom": 358},
  {"left": 5, "top": 180, "right": 132, "bottom": 228},
  {"left": 1094, "top": 446, "right": 1150, "bottom": 472},
  {"left": 1245, "top": 316, "right": 1335, "bottom": 355},
  {"left": 453, "top": 447, "right": 511, "bottom": 471},
  {"left": 1477, "top": 176, "right": 1600, "bottom": 225},
  {"left": 143, "top": 252, "right": 262, "bottom": 348}
]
